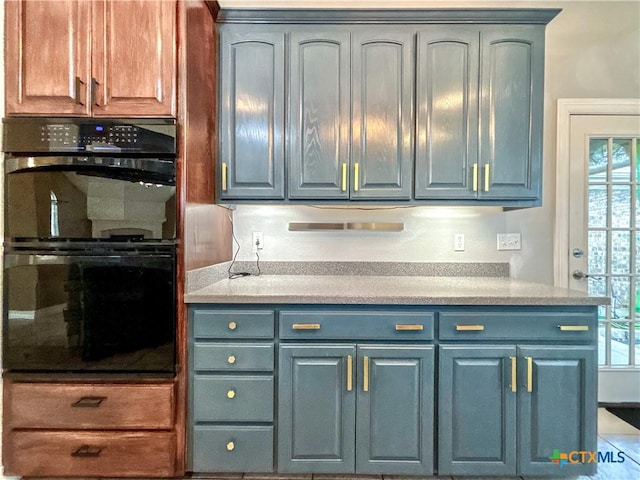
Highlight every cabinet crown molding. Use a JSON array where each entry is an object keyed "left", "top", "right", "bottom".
[{"left": 216, "top": 8, "right": 561, "bottom": 25}]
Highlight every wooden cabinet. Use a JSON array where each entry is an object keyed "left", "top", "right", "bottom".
[
  {"left": 4, "top": 0, "right": 176, "bottom": 117},
  {"left": 3, "top": 380, "right": 176, "bottom": 477}
]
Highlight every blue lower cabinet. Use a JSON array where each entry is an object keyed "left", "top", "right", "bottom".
[
  {"left": 277, "top": 344, "right": 434, "bottom": 475},
  {"left": 438, "top": 344, "right": 597, "bottom": 476}
]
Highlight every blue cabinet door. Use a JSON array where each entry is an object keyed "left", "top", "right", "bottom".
[
  {"left": 438, "top": 345, "right": 517, "bottom": 475},
  {"left": 415, "top": 27, "right": 479, "bottom": 199},
  {"left": 351, "top": 29, "right": 414, "bottom": 200},
  {"left": 277, "top": 344, "right": 356, "bottom": 473},
  {"left": 356, "top": 345, "right": 434, "bottom": 475},
  {"left": 478, "top": 26, "right": 544, "bottom": 201},
  {"left": 517, "top": 346, "right": 597, "bottom": 476},
  {"left": 288, "top": 30, "right": 351, "bottom": 199},
  {"left": 219, "top": 28, "right": 285, "bottom": 199}
]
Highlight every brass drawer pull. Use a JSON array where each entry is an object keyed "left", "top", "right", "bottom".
[
  {"left": 395, "top": 324, "right": 424, "bottom": 331},
  {"left": 227, "top": 389, "right": 236, "bottom": 399},
  {"left": 363, "top": 356, "right": 370, "bottom": 392},
  {"left": 71, "top": 445, "right": 102, "bottom": 458},
  {"left": 484, "top": 164, "right": 490, "bottom": 192},
  {"left": 526, "top": 356, "right": 533, "bottom": 393},
  {"left": 341, "top": 163, "right": 347, "bottom": 192},
  {"left": 347, "top": 355, "right": 353, "bottom": 392},
  {"left": 222, "top": 162, "right": 228, "bottom": 191},
  {"left": 227, "top": 355, "right": 236, "bottom": 364},
  {"left": 354, "top": 163, "right": 360, "bottom": 191},
  {"left": 472, "top": 163, "right": 478, "bottom": 192},
  {"left": 226, "top": 441, "right": 235, "bottom": 451},
  {"left": 558, "top": 325, "right": 589, "bottom": 332},
  {"left": 292, "top": 323, "right": 321, "bottom": 330},
  {"left": 455, "top": 324, "right": 485, "bottom": 331},
  {"left": 71, "top": 396, "right": 107, "bottom": 408},
  {"left": 510, "top": 356, "right": 517, "bottom": 393},
  {"left": 228, "top": 321, "right": 237, "bottom": 330}
]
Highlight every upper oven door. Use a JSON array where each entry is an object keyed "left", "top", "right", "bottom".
[{"left": 5, "top": 157, "right": 176, "bottom": 242}]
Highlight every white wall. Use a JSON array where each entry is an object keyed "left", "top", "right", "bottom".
[{"left": 223, "top": 1, "right": 640, "bottom": 284}]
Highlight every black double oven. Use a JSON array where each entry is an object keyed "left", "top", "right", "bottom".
[{"left": 3, "top": 118, "right": 176, "bottom": 375}]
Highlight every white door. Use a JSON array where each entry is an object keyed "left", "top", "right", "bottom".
[{"left": 567, "top": 113, "right": 640, "bottom": 403}]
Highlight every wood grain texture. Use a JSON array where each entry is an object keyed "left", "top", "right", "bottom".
[
  {"left": 7, "top": 382, "right": 174, "bottom": 430},
  {"left": 5, "top": 430, "right": 175, "bottom": 477}
]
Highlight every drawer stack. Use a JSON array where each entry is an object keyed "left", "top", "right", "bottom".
[
  {"left": 190, "top": 308, "right": 275, "bottom": 473},
  {"left": 3, "top": 381, "right": 176, "bottom": 477}
]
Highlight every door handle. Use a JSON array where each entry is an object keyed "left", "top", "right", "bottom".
[
  {"left": 472, "top": 163, "right": 478, "bottom": 192},
  {"left": 572, "top": 270, "right": 590, "bottom": 280},
  {"left": 91, "top": 77, "right": 100, "bottom": 107},
  {"left": 75, "top": 77, "right": 85, "bottom": 105},
  {"left": 484, "top": 164, "right": 490, "bottom": 192},
  {"left": 363, "top": 355, "right": 369, "bottom": 392},
  {"left": 222, "top": 163, "right": 228, "bottom": 191},
  {"left": 526, "top": 356, "right": 533, "bottom": 393},
  {"left": 347, "top": 355, "right": 353, "bottom": 392},
  {"left": 354, "top": 163, "right": 360, "bottom": 192},
  {"left": 510, "top": 356, "right": 517, "bottom": 393},
  {"left": 341, "top": 163, "right": 347, "bottom": 192}
]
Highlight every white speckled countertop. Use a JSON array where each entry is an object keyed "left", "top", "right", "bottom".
[{"left": 184, "top": 274, "right": 609, "bottom": 306}]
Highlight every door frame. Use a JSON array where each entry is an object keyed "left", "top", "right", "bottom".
[{"left": 554, "top": 98, "right": 640, "bottom": 288}]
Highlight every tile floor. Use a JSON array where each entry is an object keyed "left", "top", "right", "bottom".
[{"left": 193, "top": 409, "right": 640, "bottom": 480}]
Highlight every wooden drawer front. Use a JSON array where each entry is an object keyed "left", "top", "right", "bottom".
[
  {"left": 192, "top": 425, "right": 273, "bottom": 473},
  {"left": 193, "top": 343, "right": 274, "bottom": 371},
  {"left": 7, "top": 383, "right": 174, "bottom": 429},
  {"left": 193, "top": 375, "right": 274, "bottom": 422},
  {"left": 6, "top": 431, "right": 175, "bottom": 477},
  {"left": 279, "top": 310, "right": 434, "bottom": 340},
  {"left": 439, "top": 311, "right": 597, "bottom": 341},
  {"left": 192, "top": 309, "right": 275, "bottom": 339}
]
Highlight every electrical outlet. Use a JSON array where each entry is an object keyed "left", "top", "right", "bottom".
[
  {"left": 252, "top": 232, "right": 264, "bottom": 253},
  {"left": 497, "top": 233, "right": 521, "bottom": 251},
  {"left": 454, "top": 233, "right": 465, "bottom": 251}
]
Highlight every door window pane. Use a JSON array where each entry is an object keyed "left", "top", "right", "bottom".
[
  {"left": 611, "top": 322, "right": 630, "bottom": 366},
  {"left": 588, "top": 185, "right": 607, "bottom": 228},
  {"left": 611, "top": 231, "right": 630, "bottom": 274}
]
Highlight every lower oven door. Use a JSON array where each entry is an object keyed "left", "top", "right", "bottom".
[{"left": 3, "top": 250, "right": 175, "bottom": 373}]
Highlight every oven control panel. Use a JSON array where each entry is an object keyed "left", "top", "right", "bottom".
[{"left": 41, "top": 124, "right": 140, "bottom": 149}]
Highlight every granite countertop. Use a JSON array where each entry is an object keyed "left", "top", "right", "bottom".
[{"left": 184, "top": 272, "right": 609, "bottom": 306}]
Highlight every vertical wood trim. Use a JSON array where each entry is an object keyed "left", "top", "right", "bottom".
[{"left": 554, "top": 99, "right": 640, "bottom": 287}]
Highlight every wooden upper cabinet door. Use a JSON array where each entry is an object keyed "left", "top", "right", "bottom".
[
  {"left": 4, "top": 0, "right": 91, "bottom": 116},
  {"left": 91, "top": 0, "right": 176, "bottom": 117}
]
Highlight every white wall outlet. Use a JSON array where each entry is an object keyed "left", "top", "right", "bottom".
[
  {"left": 497, "top": 233, "right": 521, "bottom": 251},
  {"left": 454, "top": 233, "right": 465, "bottom": 252},
  {"left": 252, "top": 232, "right": 264, "bottom": 253}
]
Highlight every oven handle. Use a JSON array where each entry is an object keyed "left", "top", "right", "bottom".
[
  {"left": 4, "top": 252, "right": 174, "bottom": 268},
  {"left": 5, "top": 155, "right": 174, "bottom": 178}
]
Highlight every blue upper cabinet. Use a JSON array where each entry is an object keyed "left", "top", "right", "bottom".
[
  {"left": 216, "top": 9, "right": 559, "bottom": 205},
  {"left": 219, "top": 28, "right": 285, "bottom": 200}
]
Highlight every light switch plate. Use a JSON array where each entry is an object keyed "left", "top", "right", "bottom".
[{"left": 497, "top": 233, "right": 521, "bottom": 250}]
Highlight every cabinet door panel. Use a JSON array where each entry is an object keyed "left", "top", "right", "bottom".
[
  {"left": 356, "top": 345, "right": 434, "bottom": 475},
  {"left": 416, "top": 28, "right": 478, "bottom": 199},
  {"left": 278, "top": 345, "right": 356, "bottom": 473},
  {"left": 219, "top": 29, "right": 285, "bottom": 199},
  {"left": 518, "top": 346, "right": 597, "bottom": 476},
  {"left": 479, "top": 26, "right": 543, "bottom": 200},
  {"left": 91, "top": 0, "right": 176, "bottom": 117},
  {"left": 352, "top": 30, "right": 414, "bottom": 200},
  {"left": 5, "top": 0, "right": 91, "bottom": 115},
  {"left": 289, "top": 31, "right": 350, "bottom": 199},
  {"left": 438, "top": 345, "right": 517, "bottom": 475}
]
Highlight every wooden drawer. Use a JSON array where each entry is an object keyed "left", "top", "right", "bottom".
[
  {"left": 439, "top": 311, "right": 597, "bottom": 341},
  {"left": 193, "top": 343, "right": 274, "bottom": 372},
  {"left": 192, "top": 308, "right": 275, "bottom": 339},
  {"left": 192, "top": 425, "right": 273, "bottom": 473},
  {"left": 5, "top": 430, "right": 175, "bottom": 477},
  {"left": 6, "top": 382, "right": 174, "bottom": 429},
  {"left": 279, "top": 310, "right": 435, "bottom": 340},
  {"left": 193, "top": 375, "right": 274, "bottom": 422}
]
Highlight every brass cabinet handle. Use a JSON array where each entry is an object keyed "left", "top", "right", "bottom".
[
  {"left": 91, "top": 77, "right": 100, "bottom": 107},
  {"left": 226, "top": 441, "right": 235, "bottom": 451},
  {"left": 292, "top": 323, "right": 320, "bottom": 330},
  {"left": 347, "top": 355, "right": 353, "bottom": 392},
  {"left": 484, "top": 164, "right": 490, "bottom": 192},
  {"left": 558, "top": 325, "right": 589, "bottom": 332},
  {"left": 472, "top": 163, "right": 478, "bottom": 192},
  {"left": 526, "top": 356, "right": 533, "bottom": 393},
  {"left": 395, "top": 324, "right": 424, "bottom": 331},
  {"left": 510, "top": 356, "right": 517, "bottom": 393},
  {"left": 341, "top": 163, "right": 347, "bottom": 192},
  {"left": 354, "top": 163, "right": 360, "bottom": 191},
  {"left": 227, "top": 355, "right": 236, "bottom": 364},
  {"left": 228, "top": 321, "right": 237, "bottom": 330},
  {"left": 222, "top": 163, "right": 228, "bottom": 191},
  {"left": 71, "top": 445, "right": 102, "bottom": 458},
  {"left": 227, "top": 389, "right": 236, "bottom": 399},
  {"left": 71, "top": 396, "right": 106, "bottom": 408},
  {"left": 455, "top": 324, "right": 485, "bottom": 331},
  {"left": 75, "top": 77, "right": 85, "bottom": 105},
  {"left": 363, "top": 355, "right": 369, "bottom": 392}
]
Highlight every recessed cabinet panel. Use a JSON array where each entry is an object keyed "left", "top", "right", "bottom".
[
  {"left": 351, "top": 31, "right": 414, "bottom": 200},
  {"left": 416, "top": 29, "right": 478, "bottom": 199},
  {"left": 289, "top": 32, "right": 350, "bottom": 199},
  {"left": 220, "top": 30, "right": 285, "bottom": 199},
  {"left": 479, "top": 27, "right": 543, "bottom": 200}
]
